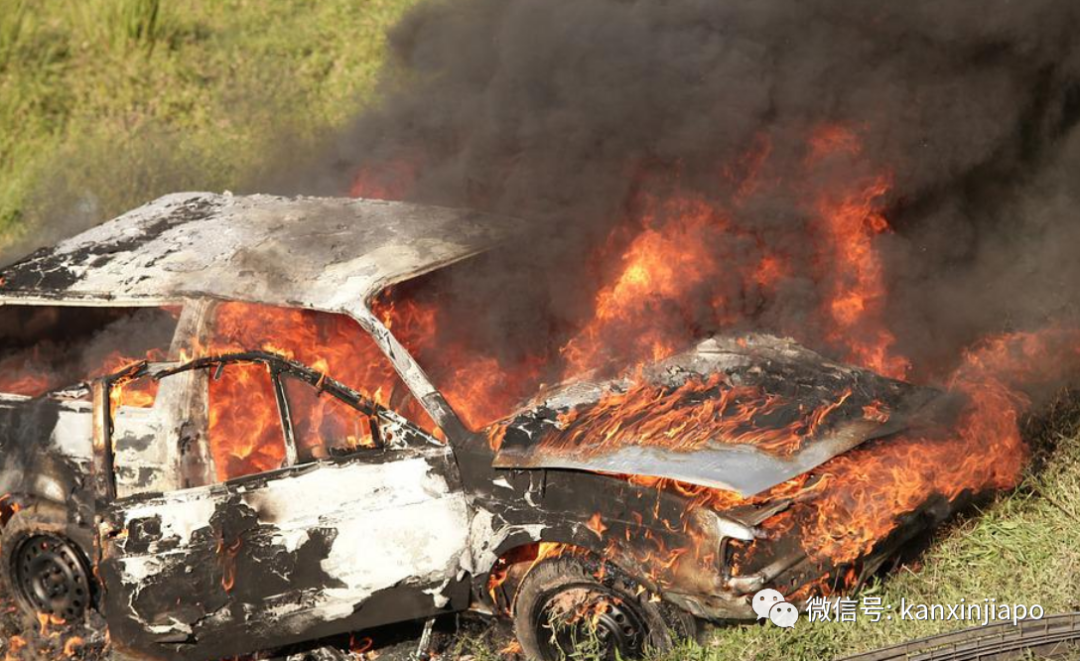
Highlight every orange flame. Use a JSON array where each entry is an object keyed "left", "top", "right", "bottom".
[
  {"left": 537, "top": 373, "right": 860, "bottom": 459},
  {"left": 202, "top": 302, "right": 439, "bottom": 480}
]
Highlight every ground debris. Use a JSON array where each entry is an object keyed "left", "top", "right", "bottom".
[{"left": 0, "top": 596, "right": 107, "bottom": 661}]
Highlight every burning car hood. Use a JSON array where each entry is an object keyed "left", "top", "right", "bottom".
[{"left": 492, "top": 334, "right": 953, "bottom": 496}]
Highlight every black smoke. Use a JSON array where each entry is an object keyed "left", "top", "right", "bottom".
[
  {"left": 279, "top": 0, "right": 1080, "bottom": 387},
  {"left": 10, "top": 0, "right": 1080, "bottom": 395}
]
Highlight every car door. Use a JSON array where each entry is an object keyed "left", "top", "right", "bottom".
[{"left": 93, "top": 356, "right": 472, "bottom": 661}]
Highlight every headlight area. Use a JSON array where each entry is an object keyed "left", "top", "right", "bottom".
[{"left": 662, "top": 503, "right": 824, "bottom": 621}]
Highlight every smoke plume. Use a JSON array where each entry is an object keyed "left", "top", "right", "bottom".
[
  {"left": 8, "top": 0, "right": 1080, "bottom": 400},
  {"left": 281, "top": 0, "right": 1080, "bottom": 392}
]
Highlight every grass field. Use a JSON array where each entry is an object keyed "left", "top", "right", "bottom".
[
  {"left": 0, "top": 0, "right": 417, "bottom": 256},
  {"left": 3, "top": 2, "right": 1079, "bottom": 660}
]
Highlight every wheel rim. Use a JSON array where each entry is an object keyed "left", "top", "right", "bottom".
[
  {"left": 12, "top": 534, "right": 91, "bottom": 622},
  {"left": 534, "top": 584, "right": 647, "bottom": 661}
]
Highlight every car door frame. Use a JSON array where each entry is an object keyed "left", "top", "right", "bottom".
[{"left": 91, "top": 353, "right": 473, "bottom": 661}]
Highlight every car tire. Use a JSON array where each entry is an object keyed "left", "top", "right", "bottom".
[
  {"left": 512, "top": 555, "right": 694, "bottom": 661},
  {"left": 0, "top": 508, "right": 97, "bottom": 632}
]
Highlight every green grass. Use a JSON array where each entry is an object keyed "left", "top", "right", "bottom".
[
  {"left": 0, "top": 0, "right": 419, "bottom": 255},
  {"left": 656, "top": 407, "right": 1080, "bottom": 661}
]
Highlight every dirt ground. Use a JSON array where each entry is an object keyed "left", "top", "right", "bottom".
[{"left": 0, "top": 595, "right": 519, "bottom": 661}]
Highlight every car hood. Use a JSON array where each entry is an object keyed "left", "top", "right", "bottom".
[{"left": 491, "top": 334, "right": 955, "bottom": 496}]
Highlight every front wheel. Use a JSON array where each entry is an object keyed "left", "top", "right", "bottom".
[{"left": 512, "top": 555, "right": 694, "bottom": 661}]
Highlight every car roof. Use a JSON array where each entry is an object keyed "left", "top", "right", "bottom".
[{"left": 0, "top": 192, "right": 526, "bottom": 315}]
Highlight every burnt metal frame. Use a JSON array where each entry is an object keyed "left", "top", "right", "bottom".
[
  {"left": 0, "top": 295, "right": 469, "bottom": 459},
  {"left": 92, "top": 350, "right": 423, "bottom": 503}
]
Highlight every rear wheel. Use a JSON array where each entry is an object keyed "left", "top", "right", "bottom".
[
  {"left": 11, "top": 533, "right": 92, "bottom": 622},
  {"left": 0, "top": 509, "right": 95, "bottom": 628},
  {"left": 512, "top": 555, "right": 693, "bottom": 661}
]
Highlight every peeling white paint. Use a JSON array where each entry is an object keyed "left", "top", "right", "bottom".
[
  {"left": 119, "top": 555, "right": 166, "bottom": 583},
  {"left": 33, "top": 474, "right": 67, "bottom": 502},
  {"left": 242, "top": 457, "right": 453, "bottom": 524},
  {"left": 466, "top": 508, "right": 546, "bottom": 575},
  {"left": 272, "top": 529, "right": 310, "bottom": 554},
  {"left": 48, "top": 407, "right": 93, "bottom": 459},
  {"left": 240, "top": 457, "right": 465, "bottom": 562},
  {"left": 246, "top": 456, "right": 472, "bottom": 621},
  {"left": 146, "top": 619, "right": 193, "bottom": 636},
  {"left": 121, "top": 493, "right": 217, "bottom": 546},
  {"left": 423, "top": 579, "right": 453, "bottom": 609},
  {"left": 112, "top": 448, "right": 473, "bottom": 635},
  {"left": 316, "top": 493, "right": 470, "bottom": 620},
  {"left": 112, "top": 405, "right": 177, "bottom": 498}
]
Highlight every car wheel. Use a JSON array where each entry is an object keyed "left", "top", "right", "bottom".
[
  {"left": 0, "top": 509, "right": 96, "bottom": 629},
  {"left": 512, "top": 555, "right": 694, "bottom": 661}
]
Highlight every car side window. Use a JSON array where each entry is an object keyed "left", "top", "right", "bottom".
[
  {"left": 208, "top": 362, "right": 288, "bottom": 482},
  {"left": 209, "top": 302, "right": 442, "bottom": 439},
  {"left": 283, "top": 376, "right": 380, "bottom": 462}
]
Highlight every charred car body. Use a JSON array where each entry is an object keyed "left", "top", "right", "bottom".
[{"left": 0, "top": 193, "right": 953, "bottom": 660}]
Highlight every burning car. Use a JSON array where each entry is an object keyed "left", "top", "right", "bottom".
[{"left": 0, "top": 193, "right": 998, "bottom": 660}]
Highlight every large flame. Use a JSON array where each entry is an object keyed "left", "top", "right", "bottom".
[
  {"left": 535, "top": 373, "right": 861, "bottom": 458},
  {"left": 741, "top": 329, "right": 1076, "bottom": 570},
  {"left": 0, "top": 122, "right": 1073, "bottom": 592},
  {"left": 361, "top": 126, "right": 918, "bottom": 435},
  {"left": 355, "top": 124, "right": 1078, "bottom": 580},
  {"left": 201, "top": 302, "right": 439, "bottom": 480},
  {"left": 1, "top": 347, "right": 165, "bottom": 407}
]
